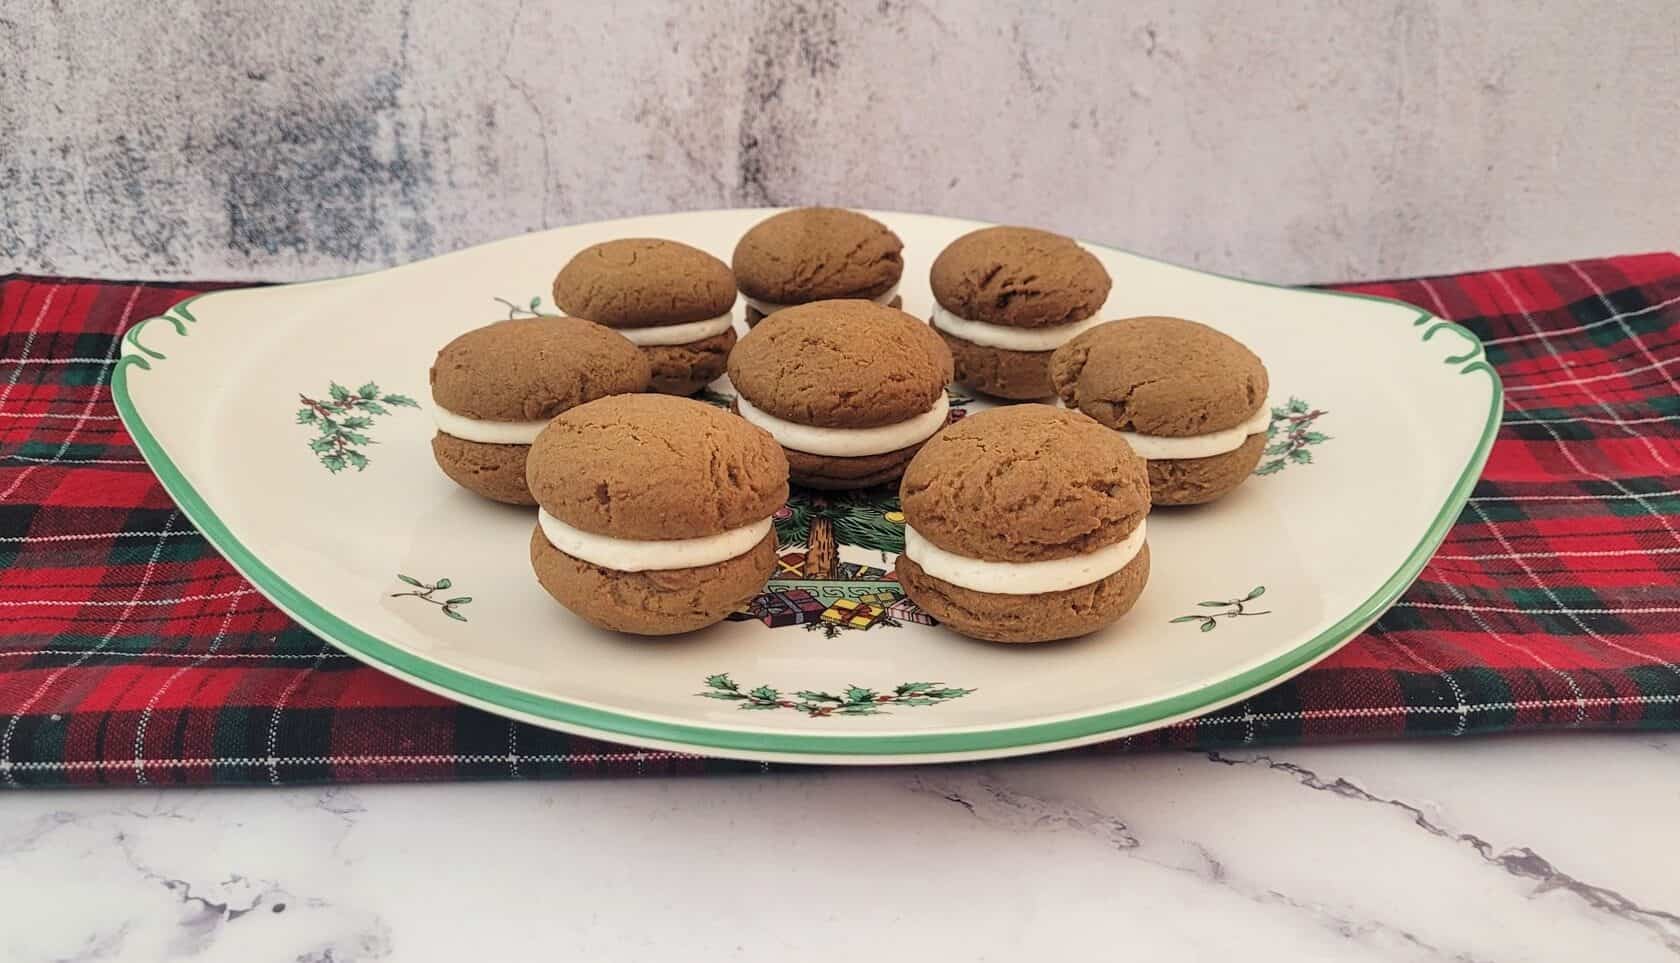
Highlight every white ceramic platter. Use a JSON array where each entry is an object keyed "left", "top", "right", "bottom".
[{"left": 114, "top": 209, "right": 1500, "bottom": 764}]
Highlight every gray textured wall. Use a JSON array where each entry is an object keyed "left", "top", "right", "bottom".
[{"left": 3, "top": 1, "right": 1676, "bottom": 284}]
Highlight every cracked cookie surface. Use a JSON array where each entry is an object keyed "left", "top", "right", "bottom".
[
  {"left": 553, "top": 238, "right": 736, "bottom": 328},
  {"left": 898, "top": 405, "right": 1148, "bottom": 563},
  {"left": 732, "top": 207, "right": 903, "bottom": 304},
  {"left": 1050, "top": 316, "right": 1268, "bottom": 436},
  {"left": 430, "top": 317, "right": 650, "bottom": 421},
  {"left": 727, "top": 300, "right": 952, "bottom": 429},
  {"left": 929, "top": 226, "right": 1110, "bottom": 328},
  {"left": 526, "top": 394, "right": 788, "bottom": 540}
]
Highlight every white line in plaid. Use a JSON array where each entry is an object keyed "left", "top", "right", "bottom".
[
  {"left": 1471, "top": 490, "right": 1680, "bottom": 502},
  {"left": 0, "top": 287, "right": 56, "bottom": 413},
  {"left": 0, "top": 513, "right": 179, "bottom": 787},
  {"left": 0, "top": 357, "right": 120, "bottom": 364},
  {"left": 1505, "top": 412, "right": 1680, "bottom": 428},
  {"left": 1476, "top": 280, "right": 1680, "bottom": 579},
  {"left": 1480, "top": 290, "right": 1680, "bottom": 346},
  {"left": 1463, "top": 505, "right": 1591, "bottom": 722},
  {"left": 1176, "top": 694, "right": 1680, "bottom": 727},
  {"left": 2, "top": 697, "right": 1676, "bottom": 775},
  {"left": 1568, "top": 262, "right": 1680, "bottom": 402},
  {"left": 1487, "top": 286, "right": 1680, "bottom": 554},
  {"left": 0, "top": 530, "right": 200, "bottom": 542},
  {"left": 268, "top": 640, "right": 333, "bottom": 785},
  {"left": 0, "top": 287, "right": 141, "bottom": 502},
  {"left": 0, "top": 648, "right": 353, "bottom": 661},
  {"left": 1492, "top": 270, "right": 1674, "bottom": 471},
  {"left": 1, "top": 455, "right": 147, "bottom": 465},
  {"left": 0, "top": 589, "right": 257, "bottom": 607},
  {"left": 134, "top": 587, "right": 242, "bottom": 785},
  {"left": 1436, "top": 547, "right": 1680, "bottom": 561},
  {"left": 1503, "top": 355, "right": 1680, "bottom": 393},
  {"left": 1402, "top": 601, "right": 1680, "bottom": 615},
  {"left": 1381, "top": 630, "right": 1469, "bottom": 736},
  {"left": 2, "top": 750, "right": 705, "bottom": 773},
  {"left": 0, "top": 412, "right": 123, "bottom": 421}
]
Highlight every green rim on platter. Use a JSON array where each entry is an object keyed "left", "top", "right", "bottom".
[{"left": 111, "top": 219, "right": 1503, "bottom": 759}]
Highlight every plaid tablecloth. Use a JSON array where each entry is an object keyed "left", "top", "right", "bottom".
[{"left": 2, "top": 255, "right": 1678, "bottom": 787}]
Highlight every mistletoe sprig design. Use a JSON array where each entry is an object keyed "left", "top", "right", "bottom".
[
  {"left": 391, "top": 574, "right": 472, "bottom": 622},
  {"left": 1171, "top": 586, "right": 1269, "bottom": 632},
  {"left": 296, "top": 381, "right": 419, "bottom": 473},
  {"left": 1257, "top": 397, "right": 1330, "bottom": 476},
  {"left": 698, "top": 673, "right": 973, "bottom": 717},
  {"left": 493, "top": 295, "right": 558, "bottom": 320}
]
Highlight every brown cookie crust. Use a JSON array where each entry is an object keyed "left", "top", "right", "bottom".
[
  {"left": 644, "top": 327, "right": 736, "bottom": 396},
  {"left": 899, "top": 405, "right": 1149, "bottom": 563},
  {"left": 526, "top": 393, "right": 788, "bottom": 540},
  {"left": 929, "top": 226, "right": 1110, "bottom": 329},
  {"left": 940, "top": 330, "right": 1055, "bottom": 400},
  {"left": 895, "top": 545, "right": 1150, "bottom": 644},
  {"left": 431, "top": 433, "right": 536, "bottom": 505},
  {"left": 727, "top": 300, "right": 952, "bottom": 428},
  {"left": 1148, "top": 432, "right": 1266, "bottom": 506},
  {"left": 732, "top": 208, "right": 904, "bottom": 303},
  {"left": 1050, "top": 317, "right": 1269, "bottom": 435},
  {"left": 745, "top": 294, "right": 901, "bottom": 327},
  {"left": 553, "top": 238, "right": 736, "bottom": 328},
  {"left": 785, "top": 442, "right": 924, "bottom": 491},
  {"left": 531, "top": 527, "right": 776, "bottom": 636},
  {"left": 429, "top": 317, "right": 651, "bottom": 421}
]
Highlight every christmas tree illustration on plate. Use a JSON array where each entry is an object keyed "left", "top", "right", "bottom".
[
  {"left": 725, "top": 386, "right": 971, "bottom": 635},
  {"left": 733, "top": 486, "right": 933, "bottom": 635}
]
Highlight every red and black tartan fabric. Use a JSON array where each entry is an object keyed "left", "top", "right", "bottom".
[{"left": 2, "top": 254, "right": 1678, "bottom": 787}]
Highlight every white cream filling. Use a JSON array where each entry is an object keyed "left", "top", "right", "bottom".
[
  {"left": 904, "top": 519, "right": 1147, "bottom": 595},
  {"left": 1118, "top": 405, "right": 1271, "bottom": 460},
  {"left": 433, "top": 406, "right": 550, "bottom": 445},
  {"left": 538, "top": 509, "right": 771, "bottom": 573},
  {"left": 742, "top": 282, "right": 901, "bottom": 317},
  {"left": 614, "top": 310, "right": 736, "bottom": 347},
  {"left": 930, "top": 303, "right": 1109, "bottom": 352},
  {"left": 736, "top": 394, "right": 949, "bottom": 457}
]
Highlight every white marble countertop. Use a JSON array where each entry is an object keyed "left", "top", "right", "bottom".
[{"left": 4, "top": 733, "right": 1677, "bottom": 962}]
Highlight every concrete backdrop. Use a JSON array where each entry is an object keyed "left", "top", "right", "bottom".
[{"left": 3, "top": 0, "right": 1676, "bottom": 284}]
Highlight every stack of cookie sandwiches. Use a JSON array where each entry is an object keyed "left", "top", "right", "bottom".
[
  {"left": 553, "top": 239, "right": 739, "bottom": 396},
  {"left": 928, "top": 226, "right": 1112, "bottom": 400},
  {"left": 732, "top": 207, "right": 904, "bottom": 326},
  {"left": 726, "top": 299, "right": 953, "bottom": 490},
  {"left": 894, "top": 406, "right": 1152, "bottom": 643},
  {"left": 526, "top": 394, "right": 789, "bottom": 635}
]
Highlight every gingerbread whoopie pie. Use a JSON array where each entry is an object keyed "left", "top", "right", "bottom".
[
  {"left": 526, "top": 394, "right": 788, "bottom": 635},
  {"left": 895, "top": 405, "right": 1151, "bottom": 644},
  {"left": 727, "top": 300, "right": 954, "bottom": 490},
  {"left": 552, "top": 239, "right": 738, "bottom": 396},
  {"left": 732, "top": 207, "right": 904, "bottom": 326},
  {"left": 928, "top": 226, "right": 1111, "bottom": 399},
  {"left": 1051, "top": 316, "right": 1270, "bottom": 506},
  {"left": 429, "top": 317, "right": 650, "bottom": 505}
]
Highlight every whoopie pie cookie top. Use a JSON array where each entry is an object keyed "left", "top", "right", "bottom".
[
  {"left": 929, "top": 226, "right": 1111, "bottom": 329},
  {"left": 732, "top": 208, "right": 904, "bottom": 304},
  {"left": 429, "top": 317, "right": 651, "bottom": 423},
  {"left": 726, "top": 300, "right": 953, "bottom": 429},
  {"left": 1050, "top": 316, "right": 1269, "bottom": 436},
  {"left": 899, "top": 405, "right": 1148, "bottom": 563},
  {"left": 552, "top": 238, "right": 737, "bottom": 328},
  {"left": 526, "top": 394, "right": 788, "bottom": 541}
]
